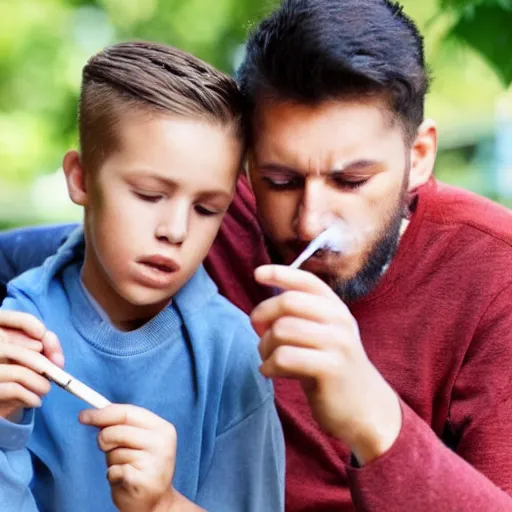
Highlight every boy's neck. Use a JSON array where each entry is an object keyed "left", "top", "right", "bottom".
[{"left": 81, "top": 247, "right": 171, "bottom": 332}]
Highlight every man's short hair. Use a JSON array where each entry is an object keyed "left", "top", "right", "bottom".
[
  {"left": 79, "top": 41, "right": 245, "bottom": 172},
  {"left": 238, "top": 0, "right": 430, "bottom": 142}
]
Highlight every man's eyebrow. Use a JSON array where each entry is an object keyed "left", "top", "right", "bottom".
[
  {"left": 330, "top": 160, "right": 382, "bottom": 174},
  {"left": 258, "top": 163, "right": 299, "bottom": 173},
  {"left": 257, "top": 160, "right": 382, "bottom": 175}
]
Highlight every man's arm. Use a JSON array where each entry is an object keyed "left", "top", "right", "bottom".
[
  {"left": 253, "top": 265, "right": 512, "bottom": 511},
  {"left": 347, "top": 281, "right": 512, "bottom": 511},
  {"left": 0, "top": 224, "right": 78, "bottom": 298}
]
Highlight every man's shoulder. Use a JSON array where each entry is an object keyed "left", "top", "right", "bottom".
[{"left": 424, "top": 181, "right": 512, "bottom": 248}]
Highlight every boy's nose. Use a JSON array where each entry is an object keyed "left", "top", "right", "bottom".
[{"left": 155, "top": 205, "right": 189, "bottom": 245}]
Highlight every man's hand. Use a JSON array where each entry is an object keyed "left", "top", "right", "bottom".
[
  {"left": 251, "top": 264, "right": 402, "bottom": 465},
  {"left": 0, "top": 310, "right": 64, "bottom": 419},
  {"left": 80, "top": 404, "right": 202, "bottom": 512}
]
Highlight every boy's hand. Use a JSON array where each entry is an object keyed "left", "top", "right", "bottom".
[
  {"left": 80, "top": 404, "right": 181, "bottom": 512},
  {"left": 0, "top": 310, "right": 64, "bottom": 419},
  {"left": 251, "top": 265, "right": 402, "bottom": 466}
]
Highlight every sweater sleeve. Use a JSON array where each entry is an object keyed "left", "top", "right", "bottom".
[
  {"left": 0, "top": 292, "right": 42, "bottom": 511},
  {"left": 347, "top": 282, "right": 512, "bottom": 511},
  {"left": 195, "top": 394, "right": 285, "bottom": 511}
]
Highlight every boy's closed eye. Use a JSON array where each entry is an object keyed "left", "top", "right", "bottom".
[
  {"left": 134, "top": 191, "right": 165, "bottom": 203},
  {"left": 133, "top": 190, "right": 224, "bottom": 217}
]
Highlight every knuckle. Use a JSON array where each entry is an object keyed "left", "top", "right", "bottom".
[
  {"left": 271, "top": 321, "right": 286, "bottom": 341},
  {"left": 281, "top": 293, "right": 297, "bottom": 311},
  {"left": 97, "top": 431, "right": 110, "bottom": 451},
  {"left": 273, "top": 346, "right": 293, "bottom": 370},
  {"left": 5, "top": 382, "right": 22, "bottom": 397}
]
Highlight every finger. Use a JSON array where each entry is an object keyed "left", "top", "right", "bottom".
[
  {"left": 259, "top": 317, "right": 340, "bottom": 360},
  {"left": 0, "top": 382, "right": 42, "bottom": 408},
  {"left": 0, "top": 328, "right": 43, "bottom": 352},
  {"left": 259, "top": 345, "right": 337, "bottom": 380},
  {"left": 0, "top": 363, "right": 52, "bottom": 395},
  {"left": 0, "top": 343, "right": 54, "bottom": 376},
  {"left": 107, "top": 464, "right": 137, "bottom": 487},
  {"left": 251, "top": 291, "right": 346, "bottom": 336},
  {"left": 0, "top": 311, "right": 47, "bottom": 340},
  {"left": 106, "top": 447, "right": 144, "bottom": 468},
  {"left": 255, "top": 265, "right": 338, "bottom": 298},
  {"left": 97, "top": 425, "right": 153, "bottom": 453},
  {"left": 41, "top": 331, "right": 65, "bottom": 369},
  {"left": 79, "top": 404, "right": 165, "bottom": 430}
]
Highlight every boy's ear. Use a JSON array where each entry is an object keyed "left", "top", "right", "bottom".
[
  {"left": 408, "top": 119, "right": 437, "bottom": 194},
  {"left": 62, "top": 150, "right": 88, "bottom": 206}
]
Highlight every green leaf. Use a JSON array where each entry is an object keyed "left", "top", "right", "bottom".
[{"left": 447, "top": 2, "right": 512, "bottom": 86}]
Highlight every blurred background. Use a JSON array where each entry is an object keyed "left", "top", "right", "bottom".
[{"left": 1, "top": 0, "right": 511, "bottom": 229}]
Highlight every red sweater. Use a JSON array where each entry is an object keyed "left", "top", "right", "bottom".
[{"left": 204, "top": 177, "right": 512, "bottom": 511}]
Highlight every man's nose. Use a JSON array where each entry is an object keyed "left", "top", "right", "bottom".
[
  {"left": 155, "top": 201, "right": 189, "bottom": 245},
  {"left": 293, "top": 178, "right": 333, "bottom": 241}
]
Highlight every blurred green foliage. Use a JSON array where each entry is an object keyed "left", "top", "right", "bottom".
[{"left": 0, "top": 0, "right": 511, "bottom": 227}]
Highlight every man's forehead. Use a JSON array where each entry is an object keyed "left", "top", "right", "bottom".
[{"left": 250, "top": 96, "right": 405, "bottom": 169}]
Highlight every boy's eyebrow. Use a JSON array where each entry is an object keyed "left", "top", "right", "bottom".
[
  {"left": 127, "top": 172, "right": 233, "bottom": 201},
  {"left": 258, "top": 159, "right": 382, "bottom": 175}
]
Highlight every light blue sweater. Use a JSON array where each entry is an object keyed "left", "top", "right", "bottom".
[{"left": 0, "top": 229, "right": 284, "bottom": 511}]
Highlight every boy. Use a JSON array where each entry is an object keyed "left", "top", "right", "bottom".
[{"left": 0, "top": 42, "right": 284, "bottom": 511}]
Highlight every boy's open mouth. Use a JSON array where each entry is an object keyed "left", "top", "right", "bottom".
[{"left": 138, "top": 255, "right": 181, "bottom": 273}]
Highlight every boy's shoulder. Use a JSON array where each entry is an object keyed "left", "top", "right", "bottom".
[
  {"left": 174, "top": 265, "right": 258, "bottom": 351},
  {"left": 175, "top": 266, "right": 272, "bottom": 431},
  {"left": 4, "top": 227, "right": 84, "bottom": 312}
]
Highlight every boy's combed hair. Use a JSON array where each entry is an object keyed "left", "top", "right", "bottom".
[
  {"left": 79, "top": 41, "right": 245, "bottom": 171},
  {"left": 238, "top": 0, "right": 430, "bottom": 141}
]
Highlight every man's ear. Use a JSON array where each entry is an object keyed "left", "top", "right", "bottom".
[
  {"left": 62, "top": 150, "right": 88, "bottom": 206},
  {"left": 408, "top": 119, "right": 437, "bottom": 194}
]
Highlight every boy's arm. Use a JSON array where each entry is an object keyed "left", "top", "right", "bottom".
[
  {"left": 196, "top": 394, "right": 285, "bottom": 511},
  {"left": 0, "top": 293, "right": 50, "bottom": 512},
  {"left": 0, "top": 438, "right": 39, "bottom": 512}
]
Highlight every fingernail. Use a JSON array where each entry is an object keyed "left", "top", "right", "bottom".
[
  {"left": 80, "top": 412, "right": 90, "bottom": 423},
  {"left": 255, "top": 266, "right": 270, "bottom": 281}
]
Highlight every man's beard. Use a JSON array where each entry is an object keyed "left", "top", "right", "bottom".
[
  {"left": 328, "top": 205, "right": 404, "bottom": 303},
  {"left": 263, "top": 176, "right": 411, "bottom": 304}
]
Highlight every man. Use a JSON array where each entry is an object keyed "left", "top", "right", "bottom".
[{"left": 2, "top": 0, "right": 512, "bottom": 510}]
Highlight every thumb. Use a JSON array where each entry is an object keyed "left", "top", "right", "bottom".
[{"left": 42, "top": 331, "right": 65, "bottom": 368}]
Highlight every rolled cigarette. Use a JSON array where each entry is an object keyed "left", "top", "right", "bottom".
[{"left": 39, "top": 359, "right": 111, "bottom": 409}]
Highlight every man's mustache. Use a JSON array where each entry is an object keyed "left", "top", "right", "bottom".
[{"left": 284, "top": 240, "right": 343, "bottom": 261}]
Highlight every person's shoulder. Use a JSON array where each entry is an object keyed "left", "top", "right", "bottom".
[
  {"left": 177, "top": 268, "right": 259, "bottom": 355},
  {"left": 0, "top": 223, "right": 78, "bottom": 280},
  {"left": 175, "top": 267, "right": 272, "bottom": 429},
  {"left": 423, "top": 180, "right": 512, "bottom": 248},
  {"left": 5, "top": 226, "right": 85, "bottom": 311}
]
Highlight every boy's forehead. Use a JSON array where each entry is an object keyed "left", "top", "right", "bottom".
[{"left": 99, "top": 114, "right": 242, "bottom": 192}]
